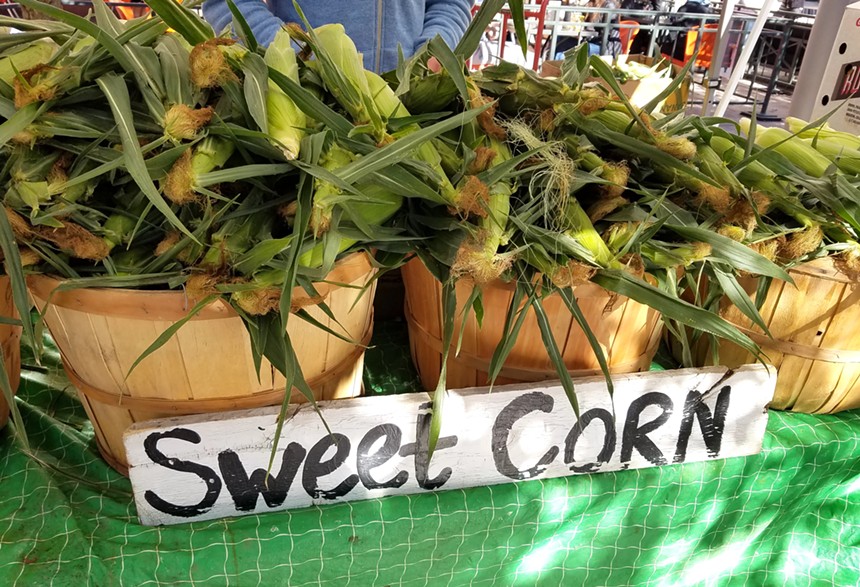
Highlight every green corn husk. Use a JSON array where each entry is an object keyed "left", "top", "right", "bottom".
[
  {"left": 193, "top": 136, "right": 235, "bottom": 172},
  {"left": 264, "top": 28, "right": 306, "bottom": 160},
  {"left": 0, "top": 40, "right": 56, "bottom": 85},
  {"left": 523, "top": 246, "right": 597, "bottom": 289},
  {"left": 476, "top": 61, "right": 578, "bottom": 112},
  {"left": 740, "top": 120, "right": 833, "bottom": 178},
  {"left": 365, "top": 70, "right": 458, "bottom": 204},
  {"left": 709, "top": 135, "right": 785, "bottom": 191},
  {"left": 641, "top": 241, "right": 711, "bottom": 268},
  {"left": 309, "top": 143, "right": 358, "bottom": 236},
  {"left": 300, "top": 182, "right": 403, "bottom": 268},
  {"left": 102, "top": 213, "right": 137, "bottom": 251},
  {"left": 432, "top": 138, "right": 462, "bottom": 177},
  {"left": 565, "top": 135, "right": 629, "bottom": 198},
  {"left": 9, "top": 181, "right": 51, "bottom": 213},
  {"left": 399, "top": 71, "right": 459, "bottom": 114},
  {"left": 696, "top": 143, "right": 744, "bottom": 195},
  {"left": 163, "top": 137, "right": 235, "bottom": 204},
  {"left": 112, "top": 246, "right": 153, "bottom": 275},
  {"left": 652, "top": 162, "right": 732, "bottom": 213},
  {"left": 290, "top": 22, "right": 385, "bottom": 141},
  {"left": 561, "top": 197, "right": 616, "bottom": 268},
  {"left": 451, "top": 137, "right": 514, "bottom": 284},
  {"left": 201, "top": 206, "right": 276, "bottom": 269},
  {"left": 786, "top": 117, "right": 860, "bottom": 151},
  {"left": 603, "top": 221, "right": 645, "bottom": 254},
  {"left": 339, "top": 180, "right": 403, "bottom": 228},
  {"left": 587, "top": 108, "right": 697, "bottom": 160},
  {"left": 801, "top": 137, "right": 860, "bottom": 175}
]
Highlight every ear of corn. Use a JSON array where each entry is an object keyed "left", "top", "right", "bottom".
[
  {"left": 452, "top": 137, "right": 514, "bottom": 284},
  {"left": 801, "top": 137, "right": 860, "bottom": 175},
  {"left": 0, "top": 40, "right": 56, "bottom": 85},
  {"left": 300, "top": 181, "right": 403, "bottom": 268},
  {"left": 696, "top": 143, "right": 744, "bottom": 195},
  {"left": 291, "top": 22, "right": 386, "bottom": 142},
  {"left": 741, "top": 121, "right": 834, "bottom": 178},
  {"left": 163, "top": 137, "right": 234, "bottom": 204},
  {"left": 364, "top": 70, "right": 458, "bottom": 204},
  {"left": 264, "top": 28, "right": 306, "bottom": 160},
  {"left": 309, "top": 142, "right": 358, "bottom": 236},
  {"left": 786, "top": 116, "right": 860, "bottom": 150},
  {"left": 560, "top": 197, "right": 616, "bottom": 268}
]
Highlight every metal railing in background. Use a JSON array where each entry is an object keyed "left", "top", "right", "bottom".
[
  {"left": 0, "top": 1, "right": 152, "bottom": 18},
  {"left": 2, "top": 0, "right": 815, "bottom": 116},
  {"left": 475, "top": 2, "right": 814, "bottom": 114}
]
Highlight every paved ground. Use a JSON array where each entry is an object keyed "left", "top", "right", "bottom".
[{"left": 687, "top": 77, "right": 793, "bottom": 125}]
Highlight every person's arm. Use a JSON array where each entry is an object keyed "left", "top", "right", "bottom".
[
  {"left": 202, "top": 0, "right": 285, "bottom": 47},
  {"left": 414, "top": 0, "right": 474, "bottom": 52}
]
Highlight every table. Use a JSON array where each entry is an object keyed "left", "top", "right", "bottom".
[{"left": 1, "top": 322, "right": 858, "bottom": 585}]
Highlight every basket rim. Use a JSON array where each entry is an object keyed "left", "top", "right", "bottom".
[{"left": 27, "top": 251, "right": 374, "bottom": 321}]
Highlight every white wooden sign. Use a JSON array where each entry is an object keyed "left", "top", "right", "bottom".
[{"left": 125, "top": 365, "right": 775, "bottom": 526}]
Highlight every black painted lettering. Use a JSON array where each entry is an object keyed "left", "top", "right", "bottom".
[
  {"left": 399, "top": 402, "right": 458, "bottom": 490},
  {"left": 143, "top": 428, "right": 221, "bottom": 518},
  {"left": 303, "top": 433, "right": 359, "bottom": 499},
  {"left": 564, "top": 408, "right": 615, "bottom": 473},
  {"left": 492, "top": 392, "right": 559, "bottom": 480},
  {"left": 357, "top": 424, "right": 408, "bottom": 490},
  {"left": 620, "top": 392, "right": 673, "bottom": 467},
  {"left": 674, "top": 386, "right": 732, "bottom": 462},
  {"left": 218, "top": 442, "right": 306, "bottom": 511}
]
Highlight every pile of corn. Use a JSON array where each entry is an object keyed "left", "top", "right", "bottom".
[
  {"left": 2, "top": 0, "right": 860, "bottom": 425},
  {"left": 0, "top": 7, "right": 412, "bottom": 317}
]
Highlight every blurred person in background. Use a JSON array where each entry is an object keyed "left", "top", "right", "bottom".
[
  {"left": 550, "top": 0, "right": 623, "bottom": 59},
  {"left": 659, "top": 0, "right": 712, "bottom": 61},
  {"left": 620, "top": 0, "right": 662, "bottom": 55},
  {"left": 201, "top": 0, "right": 474, "bottom": 72}
]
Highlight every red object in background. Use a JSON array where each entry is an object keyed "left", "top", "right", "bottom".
[
  {"left": 108, "top": 1, "right": 151, "bottom": 20},
  {"left": 618, "top": 19, "right": 640, "bottom": 54},
  {"left": 498, "top": 0, "right": 552, "bottom": 71},
  {"left": 662, "top": 22, "right": 719, "bottom": 69}
]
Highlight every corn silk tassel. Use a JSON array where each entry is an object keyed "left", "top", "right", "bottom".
[
  {"left": 584, "top": 107, "right": 697, "bottom": 161},
  {"left": 163, "top": 137, "right": 235, "bottom": 204},
  {"left": 451, "top": 137, "right": 514, "bottom": 285}
]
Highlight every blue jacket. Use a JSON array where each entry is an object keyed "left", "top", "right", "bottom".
[{"left": 201, "top": 0, "right": 474, "bottom": 72}]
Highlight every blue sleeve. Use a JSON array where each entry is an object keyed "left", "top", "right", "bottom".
[
  {"left": 202, "top": 0, "right": 285, "bottom": 47},
  {"left": 414, "top": 0, "right": 474, "bottom": 52}
]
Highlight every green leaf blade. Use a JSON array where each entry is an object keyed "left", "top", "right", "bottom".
[{"left": 96, "top": 73, "right": 195, "bottom": 241}]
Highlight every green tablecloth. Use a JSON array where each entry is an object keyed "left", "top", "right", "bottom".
[{"left": 1, "top": 321, "right": 859, "bottom": 585}]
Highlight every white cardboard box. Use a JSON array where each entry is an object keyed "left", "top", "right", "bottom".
[{"left": 808, "top": 1, "right": 860, "bottom": 133}]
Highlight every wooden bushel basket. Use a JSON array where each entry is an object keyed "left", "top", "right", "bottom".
[
  {"left": 0, "top": 276, "right": 22, "bottom": 430},
  {"left": 718, "top": 256, "right": 860, "bottom": 413},
  {"left": 28, "top": 252, "right": 376, "bottom": 474},
  {"left": 402, "top": 259, "right": 662, "bottom": 391}
]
